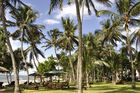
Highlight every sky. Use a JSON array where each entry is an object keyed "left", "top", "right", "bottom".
[{"left": 5, "top": 0, "right": 139, "bottom": 75}]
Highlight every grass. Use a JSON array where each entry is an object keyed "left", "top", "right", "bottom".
[
  {"left": 2, "top": 82, "right": 140, "bottom": 93},
  {"left": 23, "top": 82, "right": 140, "bottom": 93}
]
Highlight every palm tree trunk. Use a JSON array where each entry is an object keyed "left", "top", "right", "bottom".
[
  {"left": 112, "top": 71, "right": 116, "bottom": 85},
  {"left": 138, "top": 70, "right": 140, "bottom": 79},
  {"left": 20, "top": 32, "right": 29, "bottom": 85},
  {"left": 32, "top": 49, "right": 39, "bottom": 72},
  {"left": 69, "top": 49, "right": 76, "bottom": 82},
  {"left": 0, "top": 1, "right": 20, "bottom": 93},
  {"left": 126, "top": 26, "right": 135, "bottom": 89},
  {"left": 75, "top": 0, "right": 83, "bottom": 93},
  {"left": 6, "top": 73, "right": 10, "bottom": 84},
  {"left": 121, "top": 67, "right": 123, "bottom": 80},
  {"left": 94, "top": 70, "right": 96, "bottom": 83},
  {"left": 9, "top": 72, "right": 12, "bottom": 83},
  {"left": 77, "top": 59, "right": 80, "bottom": 88},
  {"left": 86, "top": 70, "right": 90, "bottom": 88}
]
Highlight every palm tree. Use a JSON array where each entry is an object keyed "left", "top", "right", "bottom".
[
  {"left": 97, "top": 0, "right": 140, "bottom": 88},
  {"left": 10, "top": 5, "right": 45, "bottom": 85},
  {"left": 133, "top": 28, "right": 140, "bottom": 78},
  {"left": 25, "top": 31, "right": 45, "bottom": 72},
  {"left": 0, "top": 0, "right": 26, "bottom": 92},
  {"left": 82, "top": 33, "right": 95, "bottom": 87},
  {"left": 100, "top": 17, "right": 124, "bottom": 46},
  {"left": 44, "top": 28, "right": 62, "bottom": 59},
  {"left": 60, "top": 17, "right": 78, "bottom": 82},
  {"left": 48, "top": 0, "right": 111, "bottom": 92}
]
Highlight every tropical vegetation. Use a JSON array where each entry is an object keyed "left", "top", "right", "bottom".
[{"left": 0, "top": 0, "right": 140, "bottom": 93}]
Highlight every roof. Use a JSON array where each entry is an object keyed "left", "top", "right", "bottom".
[
  {"left": 44, "top": 70, "right": 67, "bottom": 75},
  {"left": 0, "top": 66, "right": 9, "bottom": 73},
  {"left": 29, "top": 72, "right": 41, "bottom": 76}
]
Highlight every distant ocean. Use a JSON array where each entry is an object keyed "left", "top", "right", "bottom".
[{"left": 0, "top": 74, "right": 34, "bottom": 86}]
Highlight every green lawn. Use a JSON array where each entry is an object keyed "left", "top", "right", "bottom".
[{"left": 22, "top": 82, "right": 140, "bottom": 93}]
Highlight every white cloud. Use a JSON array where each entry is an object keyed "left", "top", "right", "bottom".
[
  {"left": 55, "top": 4, "right": 77, "bottom": 19},
  {"left": 44, "top": 19, "right": 60, "bottom": 25},
  {"left": 54, "top": 1, "right": 113, "bottom": 19}
]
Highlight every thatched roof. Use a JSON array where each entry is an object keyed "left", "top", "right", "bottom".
[{"left": 0, "top": 66, "right": 9, "bottom": 72}]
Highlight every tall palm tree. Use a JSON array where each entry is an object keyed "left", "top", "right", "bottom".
[
  {"left": 48, "top": 0, "right": 111, "bottom": 92},
  {"left": 82, "top": 33, "right": 95, "bottom": 88},
  {"left": 10, "top": 5, "right": 45, "bottom": 85},
  {"left": 0, "top": 0, "right": 26, "bottom": 92},
  {"left": 60, "top": 17, "right": 78, "bottom": 82},
  {"left": 97, "top": 0, "right": 140, "bottom": 88}
]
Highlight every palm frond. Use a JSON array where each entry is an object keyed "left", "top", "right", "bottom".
[
  {"left": 97, "top": 10, "right": 120, "bottom": 17},
  {"left": 128, "top": 1, "right": 140, "bottom": 17}
]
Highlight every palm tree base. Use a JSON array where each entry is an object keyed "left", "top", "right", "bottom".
[{"left": 131, "top": 83, "right": 136, "bottom": 89}]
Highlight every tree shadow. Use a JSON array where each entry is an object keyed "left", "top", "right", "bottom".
[{"left": 104, "top": 87, "right": 140, "bottom": 93}]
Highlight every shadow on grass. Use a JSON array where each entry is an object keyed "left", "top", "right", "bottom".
[
  {"left": 89, "top": 83, "right": 140, "bottom": 93},
  {"left": 104, "top": 87, "right": 140, "bottom": 93},
  {"left": 23, "top": 87, "right": 77, "bottom": 93},
  {"left": 91, "top": 86, "right": 116, "bottom": 90}
]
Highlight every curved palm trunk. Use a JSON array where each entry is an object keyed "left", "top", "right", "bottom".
[
  {"left": 0, "top": 1, "right": 20, "bottom": 93},
  {"left": 21, "top": 32, "right": 29, "bottom": 85},
  {"left": 75, "top": 0, "right": 83, "bottom": 93},
  {"left": 31, "top": 49, "right": 42, "bottom": 83},
  {"left": 126, "top": 26, "right": 135, "bottom": 89},
  {"left": 69, "top": 49, "right": 76, "bottom": 82}
]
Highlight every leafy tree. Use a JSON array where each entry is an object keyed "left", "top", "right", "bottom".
[{"left": 38, "top": 55, "right": 56, "bottom": 75}]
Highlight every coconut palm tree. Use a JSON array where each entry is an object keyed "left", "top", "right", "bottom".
[
  {"left": 97, "top": 0, "right": 140, "bottom": 88},
  {"left": 133, "top": 28, "right": 140, "bottom": 78},
  {"left": 0, "top": 0, "right": 26, "bottom": 92},
  {"left": 25, "top": 31, "right": 45, "bottom": 72},
  {"left": 82, "top": 33, "right": 95, "bottom": 88},
  {"left": 10, "top": 5, "right": 45, "bottom": 85},
  {"left": 48, "top": 0, "right": 111, "bottom": 92},
  {"left": 59, "top": 17, "right": 78, "bottom": 82},
  {"left": 100, "top": 17, "right": 124, "bottom": 46},
  {"left": 44, "top": 29, "right": 62, "bottom": 58}
]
